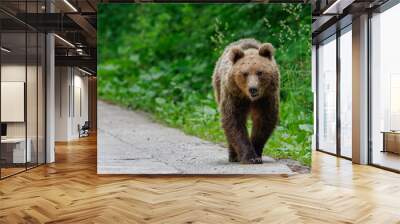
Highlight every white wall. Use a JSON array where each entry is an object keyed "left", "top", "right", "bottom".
[
  {"left": 73, "top": 73, "right": 89, "bottom": 136},
  {"left": 55, "top": 66, "right": 70, "bottom": 141},
  {"left": 55, "top": 67, "right": 89, "bottom": 141},
  {"left": 1, "top": 65, "right": 40, "bottom": 138}
]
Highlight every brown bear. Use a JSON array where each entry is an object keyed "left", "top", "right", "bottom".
[{"left": 212, "top": 38, "right": 280, "bottom": 164}]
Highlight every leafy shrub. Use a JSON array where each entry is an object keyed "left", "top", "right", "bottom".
[{"left": 98, "top": 4, "right": 312, "bottom": 166}]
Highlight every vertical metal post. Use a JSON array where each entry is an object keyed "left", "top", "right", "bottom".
[
  {"left": 336, "top": 25, "right": 341, "bottom": 157},
  {"left": 367, "top": 11, "right": 373, "bottom": 165},
  {"left": 36, "top": 0, "right": 39, "bottom": 167},
  {"left": 0, "top": 16, "right": 2, "bottom": 179},
  {"left": 25, "top": 0, "right": 28, "bottom": 171},
  {"left": 315, "top": 44, "right": 320, "bottom": 151}
]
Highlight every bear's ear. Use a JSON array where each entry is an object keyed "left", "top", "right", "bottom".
[
  {"left": 229, "top": 47, "right": 244, "bottom": 64},
  {"left": 259, "top": 43, "right": 275, "bottom": 59}
]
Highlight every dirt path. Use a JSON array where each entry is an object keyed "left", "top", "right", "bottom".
[{"left": 97, "top": 101, "right": 294, "bottom": 175}]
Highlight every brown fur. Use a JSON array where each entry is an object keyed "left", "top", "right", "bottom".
[{"left": 212, "top": 39, "right": 280, "bottom": 164}]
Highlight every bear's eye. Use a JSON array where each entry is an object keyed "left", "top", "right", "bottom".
[
  {"left": 242, "top": 72, "right": 248, "bottom": 77},
  {"left": 256, "top": 71, "right": 263, "bottom": 76}
]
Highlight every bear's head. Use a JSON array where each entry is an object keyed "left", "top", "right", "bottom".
[{"left": 229, "top": 43, "right": 279, "bottom": 101}]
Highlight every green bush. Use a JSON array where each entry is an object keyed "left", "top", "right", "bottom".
[{"left": 98, "top": 4, "right": 312, "bottom": 166}]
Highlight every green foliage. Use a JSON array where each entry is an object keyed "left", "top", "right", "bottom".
[{"left": 98, "top": 4, "right": 312, "bottom": 166}]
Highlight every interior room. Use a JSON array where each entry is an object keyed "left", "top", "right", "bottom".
[
  {"left": 0, "top": 12, "right": 46, "bottom": 178},
  {"left": 313, "top": 0, "right": 400, "bottom": 173},
  {"left": 0, "top": 0, "right": 97, "bottom": 179},
  {"left": 370, "top": 2, "right": 400, "bottom": 171},
  {"left": 54, "top": 66, "right": 91, "bottom": 141}
]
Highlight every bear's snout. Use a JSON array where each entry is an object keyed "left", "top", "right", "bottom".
[{"left": 248, "top": 87, "right": 258, "bottom": 97}]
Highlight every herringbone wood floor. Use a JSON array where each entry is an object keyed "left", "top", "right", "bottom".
[{"left": 1, "top": 135, "right": 400, "bottom": 223}]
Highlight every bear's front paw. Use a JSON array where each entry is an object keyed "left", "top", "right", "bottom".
[
  {"left": 255, "top": 157, "right": 263, "bottom": 164},
  {"left": 240, "top": 152, "right": 260, "bottom": 164},
  {"left": 240, "top": 158, "right": 257, "bottom": 164},
  {"left": 229, "top": 156, "right": 240, "bottom": 162}
]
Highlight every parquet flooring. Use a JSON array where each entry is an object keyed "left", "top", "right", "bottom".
[
  {"left": 0, "top": 167, "right": 25, "bottom": 178},
  {"left": 1, "top": 134, "right": 400, "bottom": 223}
]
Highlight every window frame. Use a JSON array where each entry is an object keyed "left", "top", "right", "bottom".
[{"left": 315, "top": 23, "right": 353, "bottom": 161}]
